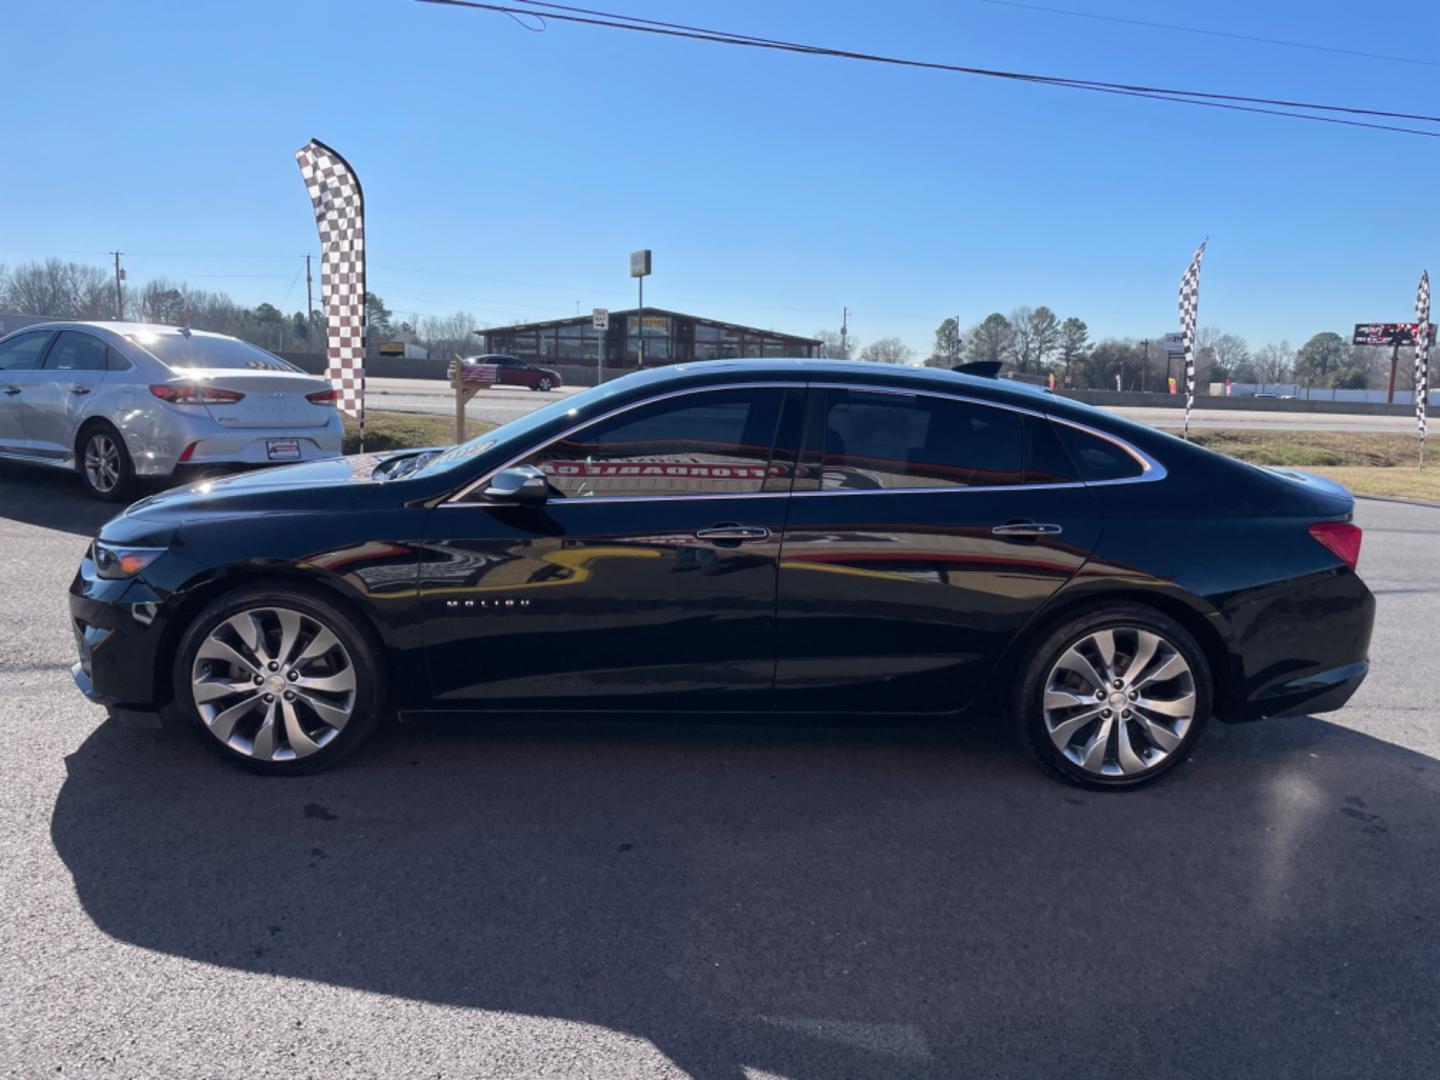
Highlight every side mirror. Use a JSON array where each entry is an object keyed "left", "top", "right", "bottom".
[{"left": 483, "top": 465, "right": 549, "bottom": 506}]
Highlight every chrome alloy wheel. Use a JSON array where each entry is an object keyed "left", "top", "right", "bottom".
[
  {"left": 1041, "top": 627, "right": 1196, "bottom": 778},
  {"left": 84, "top": 433, "right": 122, "bottom": 494},
  {"left": 190, "top": 606, "right": 357, "bottom": 762}
]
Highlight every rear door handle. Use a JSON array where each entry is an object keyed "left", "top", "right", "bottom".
[
  {"left": 70, "top": 385, "right": 92, "bottom": 395},
  {"left": 992, "top": 522, "right": 1063, "bottom": 538},
  {"left": 695, "top": 525, "right": 771, "bottom": 543},
  {"left": 1, "top": 386, "right": 19, "bottom": 396}
]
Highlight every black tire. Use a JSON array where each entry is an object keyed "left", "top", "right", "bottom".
[
  {"left": 77, "top": 422, "right": 134, "bottom": 501},
  {"left": 537, "top": 376, "right": 554, "bottom": 392},
  {"left": 1013, "top": 603, "right": 1211, "bottom": 790},
  {"left": 173, "top": 584, "right": 384, "bottom": 775}
]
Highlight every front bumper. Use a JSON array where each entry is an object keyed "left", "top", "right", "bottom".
[{"left": 69, "top": 555, "right": 169, "bottom": 709}]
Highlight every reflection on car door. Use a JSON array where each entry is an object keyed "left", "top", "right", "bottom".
[
  {"left": 773, "top": 387, "right": 1102, "bottom": 712},
  {"left": 21, "top": 330, "right": 110, "bottom": 463},
  {"left": 419, "top": 385, "right": 802, "bottom": 709},
  {"left": 0, "top": 330, "right": 55, "bottom": 455}
]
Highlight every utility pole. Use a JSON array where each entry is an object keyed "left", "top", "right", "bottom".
[
  {"left": 304, "top": 254, "right": 314, "bottom": 320},
  {"left": 840, "top": 307, "right": 849, "bottom": 358},
  {"left": 109, "top": 251, "right": 124, "bottom": 320},
  {"left": 1141, "top": 339, "right": 1150, "bottom": 393}
]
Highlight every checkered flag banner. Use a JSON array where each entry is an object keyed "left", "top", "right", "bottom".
[
  {"left": 295, "top": 139, "right": 366, "bottom": 432},
  {"left": 1417, "top": 270, "right": 1430, "bottom": 466},
  {"left": 1177, "top": 238, "right": 1207, "bottom": 440}
]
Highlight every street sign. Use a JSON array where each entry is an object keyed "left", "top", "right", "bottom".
[
  {"left": 1354, "top": 322, "right": 1437, "bottom": 347},
  {"left": 630, "top": 249, "right": 652, "bottom": 278},
  {"left": 592, "top": 307, "right": 609, "bottom": 331}
]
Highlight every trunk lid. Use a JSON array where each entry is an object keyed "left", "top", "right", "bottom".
[
  {"left": 177, "top": 369, "right": 336, "bottom": 429},
  {"left": 1264, "top": 467, "right": 1355, "bottom": 512}
]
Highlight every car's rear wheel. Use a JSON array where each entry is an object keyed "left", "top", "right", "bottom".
[
  {"left": 174, "top": 586, "right": 382, "bottom": 774},
  {"left": 78, "top": 424, "right": 133, "bottom": 501},
  {"left": 1015, "top": 605, "right": 1210, "bottom": 789}
]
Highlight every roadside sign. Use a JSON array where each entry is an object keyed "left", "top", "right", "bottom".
[
  {"left": 592, "top": 308, "right": 609, "bottom": 331},
  {"left": 1353, "top": 322, "right": 1436, "bottom": 347},
  {"left": 1163, "top": 332, "right": 1185, "bottom": 355},
  {"left": 630, "top": 249, "right": 652, "bottom": 278}
]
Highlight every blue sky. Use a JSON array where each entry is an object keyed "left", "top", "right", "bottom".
[{"left": 2, "top": 0, "right": 1437, "bottom": 355}]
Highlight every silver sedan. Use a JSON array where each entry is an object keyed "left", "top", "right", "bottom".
[{"left": 0, "top": 322, "right": 344, "bottom": 499}]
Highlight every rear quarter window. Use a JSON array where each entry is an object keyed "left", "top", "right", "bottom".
[{"left": 1054, "top": 422, "right": 1148, "bottom": 482}]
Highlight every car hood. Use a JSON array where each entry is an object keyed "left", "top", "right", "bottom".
[{"left": 120, "top": 454, "right": 395, "bottom": 521}]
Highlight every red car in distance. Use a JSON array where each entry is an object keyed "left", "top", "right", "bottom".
[{"left": 449, "top": 354, "right": 563, "bottom": 392}]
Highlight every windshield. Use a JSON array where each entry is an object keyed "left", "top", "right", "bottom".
[
  {"left": 408, "top": 377, "right": 631, "bottom": 479},
  {"left": 129, "top": 331, "right": 300, "bottom": 372}
]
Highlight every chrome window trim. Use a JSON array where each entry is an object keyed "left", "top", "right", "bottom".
[
  {"left": 441, "top": 379, "right": 1165, "bottom": 507},
  {"left": 442, "top": 381, "right": 806, "bottom": 505},
  {"left": 1045, "top": 414, "right": 1168, "bottom": 485}
]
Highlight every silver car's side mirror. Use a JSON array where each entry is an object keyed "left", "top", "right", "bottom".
[{"left": 483, "top": 465, "right": 549, "bottom": 506}]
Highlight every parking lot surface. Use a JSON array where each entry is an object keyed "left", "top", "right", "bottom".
[{"left": 1, "top": 462, "right": 1438, "bottom": 1079}]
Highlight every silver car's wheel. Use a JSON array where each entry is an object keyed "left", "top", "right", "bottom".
[
  {"left": 189, "top": 606, "right": 357, "bottom": 762},
  {"left": 1041, "top": 626, "right": 1197, "bottom": 779},
  {"left": 82, "top": 430, "right": 129, "bottom": 498}
]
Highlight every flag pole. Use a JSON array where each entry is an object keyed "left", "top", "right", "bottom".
[{"left": 1177, "top": 238, "right": 1208, "bottom": 442}]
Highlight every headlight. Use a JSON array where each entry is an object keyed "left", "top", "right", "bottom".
[{"left": 92, "top": 541, "right": 165, "bottom": 580}]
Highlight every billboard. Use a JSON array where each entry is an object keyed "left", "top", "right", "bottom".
[
  {"left": 630, "top": 249, "right": 652, "bottom": 278},
  {"left": 1353, "top": 322, "right": 1437, "bottom": 347}
]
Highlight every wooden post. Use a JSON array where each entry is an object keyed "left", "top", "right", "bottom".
[{"left": 452, "top": 356, "right": 464, "bottom": 444}]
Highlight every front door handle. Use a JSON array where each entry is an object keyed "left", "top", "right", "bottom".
[
  {"left": 1, "top": 386, "right": 19, "bottom": 396},
  {"left": 695, "top": 525, "right": 771, "bottom": 543},
  {"left": 70, "top": 385, "right": 91, "bottom": 395},
  {"left": 992, "top": 521, "right": 1063, "bottom": 538}
]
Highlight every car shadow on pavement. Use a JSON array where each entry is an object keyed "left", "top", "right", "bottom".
[
  {"left": 0, "top": 463, "right": 132, "bottom": 537},
  {"left": 51, "top": 715, "right": 1440, "bottom": 1079}
]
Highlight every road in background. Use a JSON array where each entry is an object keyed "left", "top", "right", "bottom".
[
  {"left": 2, "top": 461, "right": 1438, "bottom": 1078},
  {"left": 367, "top": 377, "right": 1415, "bottom": 434}
]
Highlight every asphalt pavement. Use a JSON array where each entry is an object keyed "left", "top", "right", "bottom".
[
  {"left": 1, "top": 461, "right": 1438, "bottom": 1079},
  {"left": 367, "top": 376, "right": 1416, "bottom": 433}
]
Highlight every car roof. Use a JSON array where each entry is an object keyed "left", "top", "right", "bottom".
[{"left": 1, "top": 320, "right": 237, "bottom": 341}]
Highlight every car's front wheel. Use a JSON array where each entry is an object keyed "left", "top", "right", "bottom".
[
  {"left": 174, "top": 586, "right": 382, "bottom": 774},
  {"left": 1015, "top": 605, "right": 1210, "bottom": 789},
  {"left": 536, "top": 375, "right": 554, "bottom": 392}
]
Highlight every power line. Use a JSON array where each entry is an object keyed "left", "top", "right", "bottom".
[
  {"left": 979, "top": 0, "right": 1440, "bottom": 70},
  {"left": 415, "top": 0, "right": 1440, "bottom": 138}
]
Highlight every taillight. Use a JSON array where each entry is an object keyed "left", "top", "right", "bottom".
[
  {"left": 306, "top": 388, "right": 339, "bottom": 404},
  {"left": 149, "top": 383, "right": 245, "bottom": 405},
  {"left": 1308, "top": 521, "right": 1362, "bottom": 570}
]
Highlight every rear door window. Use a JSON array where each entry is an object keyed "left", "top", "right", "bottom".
[
  {"left": 511, "top": 387, "right": 789, "bottom": 499},
  {"left": 805, "top": 389, "right": 1025, "bottom": 490},
  {"left": 40, "top": 331, "right": 109, "bottom": 373}
]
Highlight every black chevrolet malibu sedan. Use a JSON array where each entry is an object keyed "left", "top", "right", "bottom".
[{"left": 69, "top": 360, "right": 1374, "bottom": 787}]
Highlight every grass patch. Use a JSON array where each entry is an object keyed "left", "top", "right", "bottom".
[
  {"left": 342, "top": 411, "right": 490, "bottom": 455},
  {"left": 1304, "top": 468, "right": 1440, "bottom": 504},
  {"left": 1183, "top": 429, "right": 1424, "bottom": 468}
]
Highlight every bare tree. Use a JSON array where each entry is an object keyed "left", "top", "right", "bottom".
[
  {"left": 859, "top": 337, "right": 913, "bottom": 363},
  {"left": 3, "top": 259, "right": 114, "bottom": 319},
  {"left": 1007, "top": 305, "right": 1036, "bottom": 372},
  {"left": 814, "top": 329, "right": 852, "bottom": 360},
  {"left": 1253, "top": 341, "right": 1294, "bottom": 384}
]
